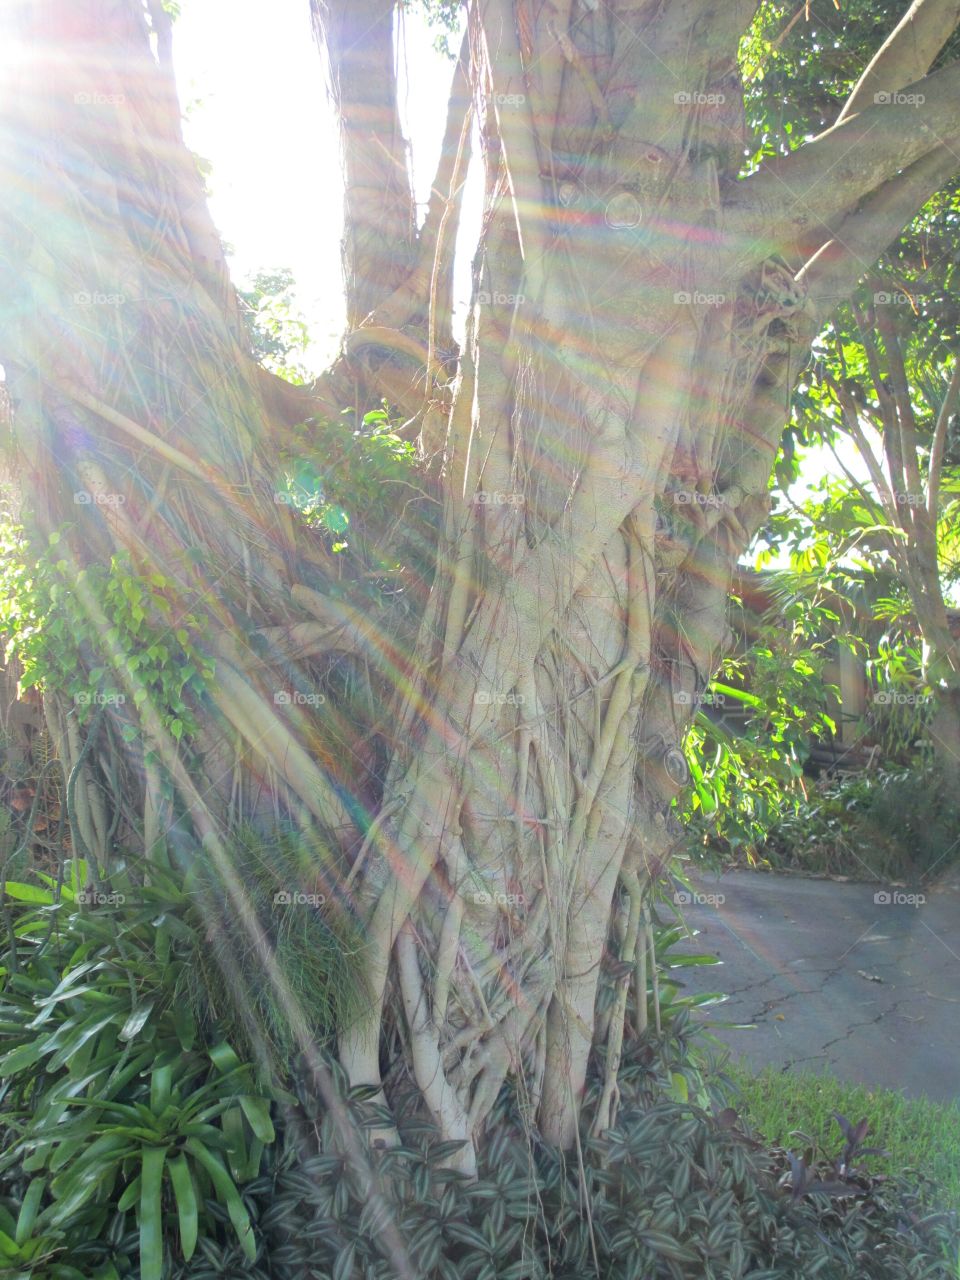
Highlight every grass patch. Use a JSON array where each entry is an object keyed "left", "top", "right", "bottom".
[{"left": 726, "top": 1062, "right": 960, "bottom": 1211}]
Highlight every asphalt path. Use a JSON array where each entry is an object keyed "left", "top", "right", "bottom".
[{"left": 674, "top": 867, "right": 960, "bottom": 1102}]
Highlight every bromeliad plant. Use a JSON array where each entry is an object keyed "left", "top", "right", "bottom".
[{"left": 0, "top": 860, "right": 278, "bottom": 1280}]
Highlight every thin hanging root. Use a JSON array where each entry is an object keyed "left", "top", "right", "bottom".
[
  {"left": 208, "top": 661, "right": 352, "bottom": 836},
  {"left": 565, "top": 516, "right": 651, "bottom": 858},
  {"left": 529, "top": 1014, "right": 547, "bottom": 1116},
  {"left": 554, "top": 27, "right": 613, "bottom": 141},
  {"left": 64, "top": 708, "right": 107, "bottom": 872},
  {"left": 425, "top": 91, "right": 473, "bottom": 396},
  {"left": 591, "top": 867, "right": 644, "bottom": 1137},
  {"left": 636, "top": 910, "right": 648, "bottom": 1035},
  {"left": 466, "top": 1036, "right": 511, "bottom": 1129},
  {"left": 63, "top": 380, "right": 220, "bottom": 484},
  {"left": 343, "top": 792, "right": 406, "bottom": 890},
  {"left": 646, "top": 904, "right": 661, "bottom": 1035},
  {"left": 432, "top": 893, "right": 464, "bottom": 1025},
  {"left": 396, "top": 923, "right": 475, "bottom": 1173},
  {"left": 441, "top": 534, "right": 476, "bottom": 666}
]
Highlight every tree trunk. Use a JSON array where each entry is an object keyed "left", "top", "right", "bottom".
[{"left": 2, "top": 0, "right": 959, "bottom": 1174}]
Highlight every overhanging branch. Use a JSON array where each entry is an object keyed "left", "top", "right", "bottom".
[
  {"left": 838, "top": 0, "right": 960, "bottom": 123},
  {"left": 725, "top": 60, "right": 960, "bottom": 268},
  {"left": 798, "top": 139, "right": 960, "bottom": 322}
]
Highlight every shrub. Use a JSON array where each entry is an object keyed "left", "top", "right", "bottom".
[
  {"left": 759, "top": 762, "right": 960, "bottom": 881},
  {"left": 216, "top": 1053, "right": 958, "bottom": 1280},
  {"left": 1, "top": 863, "right": 955, "bottom": 1278}
]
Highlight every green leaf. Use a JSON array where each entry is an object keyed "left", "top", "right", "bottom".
[
  {"left": 333, "top": 1242, "right": 356, "bottom": 1280},
  {"left": 120, "top": 1003, "right": 156, "bottom": 1044},
  {"left": 0, "top": 1041, "right": 45, "bottom": 1075},
  {"left": 116, "top": 1174, "right": 142, "bottom": 1213},
  {"left": 48, "top": 1011, "right": 122, "bottom": 1073},
  {"left": 710, "top": 682, "right": 764, "bottom": 708},
  {"left": 14, "top": 1179, "right": 45, "bottom": 1245},
  {"left": 222, "top": 1106, "right": 248, "bottom": 1183},
  {"left": 149, "top": 1063, "right": 172, "bottom": 1113},
  {"left": 167, "top": 1154, "right": 198, "bottom": 1262},
  {"left": 139, "top": 1147, "right": 165, "bottom": 1280},
  {"left": 183, "top": 1138, "right": 255, "bottom": 1260},
  {"left": 0, "top": 1228, "right": 20, "bottom": 1260},
  {"left": 208, "top": 1041, "right": 242, "bottom": 1074},
  {"left": 2, "top": 882, "right": 53, "bottom": 904},
  {"left": 238, "top": 1096, "right": 275, "bottom": 1144}
]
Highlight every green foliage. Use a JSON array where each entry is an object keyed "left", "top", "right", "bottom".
[
  {"left": 680, "top": 583, "right": 839, "bottom": 862},
  {"left": 237, "top": 269, "right": 310, "bottom": 384},
  {"left": 1, "top": 870, "right": 955, "bottom": 1278},
  {"left": 751, "top": 557, "right": 937, "bottom": 763},
  {"left": 0, "top": 861, "right": 277, "bottom": 1278},
  {"left": 740, "top": 4, "right": 960, "bottom": 175},
  {"left": 402, "top": 0, "right": 462, "bottom": 58},
  {"left": 279, "top": 407, "right": 418, "bottom": 560},
  {"left": 179, "top": 825, "right": 368, "bottom": 1063},
  {"left": 727, "top": 1063, "right": 960, "bottom": 1213},
  {"left": 597, "top": 905, "right": 729, "bottom": 1110},
  {"left": 248, "top": 1057, "right": 958, "bottom": 1280},
  {"left": 0, "top": 527, "right": 215, "bottom": 748},
  {"left": 761, "top": 762, "right": 960, "bottom": 881}
]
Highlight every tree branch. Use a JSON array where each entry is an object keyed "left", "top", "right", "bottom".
[
  {"left": 838, "top": 0, "right": 960, "bottom": 123},
  {"left": 798, "top": 140, "right": 960, "bottom": 323},
  {"left": 927, "top": 357, "right": 960, "bottom": 521},
  {"left": 418, "top": 27, "right": 472, "bottom": 274},
  {"left": 824, "top": 375, "right": 910, "bottom": 573},
  {"left": 874, "top": 297, "right": 925, "bottom": 524},
  {"left": 480, "top": 0, "right": 551, "bottom": 298},
  {"left": 725, "top": 60, "right": 960, "bottom": 267},
  {"left": 316, "top": 0, "right": 418, "bottom": 326},
  {"left": 855, "top": 310, "right": 910, "bottom": 503}
]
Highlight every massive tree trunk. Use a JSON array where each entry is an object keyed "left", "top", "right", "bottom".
[{"left": 2, "top": 0, "right": 959, "bottom": 1173}]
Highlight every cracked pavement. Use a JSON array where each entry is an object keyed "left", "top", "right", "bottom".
[{"left": 674, "top": 868, "right": 960, "bottom": 1101}]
